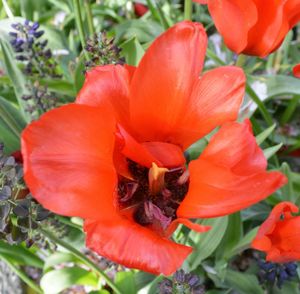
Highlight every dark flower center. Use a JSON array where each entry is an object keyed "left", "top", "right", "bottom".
[{"left": 117, "top": 159, "right": 189, "bottom": 231}]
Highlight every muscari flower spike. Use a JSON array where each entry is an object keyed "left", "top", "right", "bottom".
[
  {"left": 258, "top": 260, "right": 298, "bottom": 288},
  {"left": 158, "top": 269, "right": 204, "bottom": 294}
]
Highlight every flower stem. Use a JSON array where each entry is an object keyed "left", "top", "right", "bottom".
[
  {"left": 84, "top": 0, "right": 95, "bottom": 35},
  {"left": 235, "top": 54, "right": 247, "bottom": 67},
  {"left": 39, "top": 228, "right": 122, "bottom": 294},
  {"left": 73, "top": 0, "right": 89, "bottom": 61},
  {"left": 184, "top": 0, "right": 193, "bottom": 21},
  {"left": 0, "top": 253, "right": 43, "bottom": 293}
]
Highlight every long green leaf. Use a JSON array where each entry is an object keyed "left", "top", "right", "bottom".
[
  {"left": 225, "top": 270, "right": 263, "bottom": 294},
  {"left": 0, "top": 39, "right": 30, "bottom": 122},
  {"left": 188, "top": 216, "right": 228, "bottom": 269},
  {"left": 40, "top": 267, "right": 98, "bottom": 294},
  {"left": 0, "top": 240, "right": 44, "bottom": 268}
]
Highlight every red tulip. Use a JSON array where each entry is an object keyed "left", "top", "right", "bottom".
[
  {"left": 293, "top": 64, "right": 300, "bottom": 78},
  {"left": 252, "top": 202, "right": 300, "bottom": 263},
  {"left": 21, "top": 21, "right": 286, "bottom": 275},
  {"left": 134, "top": 2, "right": 148, "bottom": 17},
  {"left": 193, "top": 0, "right": 300, "bottom": 57}
]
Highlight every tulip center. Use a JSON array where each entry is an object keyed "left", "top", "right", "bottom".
[{"left": 117, "top": 159, "right": 189, "bottom": 232}]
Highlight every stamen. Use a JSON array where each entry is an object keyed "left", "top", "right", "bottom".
[
  {"left": 148, "top": 162, "right": 168, "bottom": 195},
  {"left": 144, "top": 201, "right": 172, "bottom": 230},
  {"left": 177, "top": 169, "right": 189, "bottom": 185},
  {"left": 119, "top": 182, "right": 138, "bottom": 202}
]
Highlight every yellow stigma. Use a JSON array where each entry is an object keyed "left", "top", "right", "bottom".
[{"left": 148, "top": 162, "right": 168, "bottom": 195}]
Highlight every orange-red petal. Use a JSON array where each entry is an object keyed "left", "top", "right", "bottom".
[
  {"left": 207, "top": 0, "right": 258, "bottom": 54},
  {"left": 76, "top": 65, "right": 131, "bottom": 128},
  {"left": 165, "top": 218, "right": 211, "bottom": 238},
  {"left": 21, "top": 104, "right": 117, "bottom": 219},
  {"left": 84, "top": 217, "right": 192, "bottom": 275},
  {"left": 129, "top": 21, "right": 207, "bottom": 144},
  {"left": 252, "top": 202, "right": 300, "bottom": 263},
  {"left": 177, "top": 120, "right": 287, "bottom": 218},
  {"left": 117, "top": 125, "right": 185, "bottom": 168},
  {"left": 293, "top": 64, "right": 300, "bottom": 78},
  {"left": 172, "top": 66, "right": 245, "bottom": 149}
]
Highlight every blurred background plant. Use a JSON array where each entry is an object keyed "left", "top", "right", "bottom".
[{"left": 0, "top": 0, "right": 299, "bottom": 293}]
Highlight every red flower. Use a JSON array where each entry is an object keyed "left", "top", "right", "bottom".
[
  {"left": 21, "top": 21, "right": 286, "bottom": 275},
  {"left": 293, "top": 64, "right": 300, "bottom": 78},
  {"left": 134, "top": 2, "right": 148, "bottom": 17},
  {"left": 252, "top": 202, "right": 300, "bottom": 263},
  {"left": 193, "top": 0, "right": 300, "bottom": 57}
]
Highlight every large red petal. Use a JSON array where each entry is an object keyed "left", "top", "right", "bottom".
[
  {"left": 76, "top": 65, "right": 131, "bottom": 128},
  {"left": 129, "top": 21, "right": 207, "bottom": 143},
  {"left": 177, "top": 121, "right": 287, "bottom": 218},
  {"left": 244, "top": 0, "right": 287, "bottom": 56},
  {"left": 172, "top": 66, "right": 245, "bottom": 149},
  {"left": 22, "top": 104, "right": 117, "bottom": 219},
  {"left": 84, "top": 217, "right": 192, "bottom": 275},
  {"left": 117, "top": 125, "right": 186, "bottom": 168},
  {"left": 207, "top": 0, "right": 258, "bottom": 54}
]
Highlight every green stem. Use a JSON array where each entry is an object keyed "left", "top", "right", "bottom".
[
  {"left": 73, "top": 0, "right": 89, "bottom": 61},
  {"left": 245, "top": 83, "right": 274, "bottom": 127},
  {"left": 154, "top": 0, "right": 170, "bottom": 29},
  {"left": 280, "top": 95, "right": 299, "bottom": 125},
  {"left": 84, "top": 0, "right": 95, "bottom": 35},
  {"left": 40, "top": 229, "right": 122, "bottom": 294},
  {"left": 0, "top": 253, "right": 43, "bottom": 293},
  {"left": 235, "top": 54, "right": 247, "bottom": 67},
  {"left": 184, "top": 0, "right": 193, "bottom": 21}
]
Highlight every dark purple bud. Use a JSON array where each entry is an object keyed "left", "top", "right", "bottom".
[
  {"left": 44, "top": 49, "right": 52, "bottom": 59},
  {"left": 28, "top": 37, "right": 34, "bottom": 45},
  {"left": 10, "top": 39, "right": 17, "bottom": 46},
  {"left": 40, "top": 40, "right": 48, "bottom": 48},
  {"left": 32, "top": 22, "right": 39, "bottom": 30},
  {"left": 14, "top": 47, "right": 23, "bottom": 53},
  {"left": 33, "top": 30, "right": 44, "bottom": 38},
  {"left": 15, "top": 39, "right": 24, "bottom": 47},
  {"left": 24, "top": 19, "right": 30, "bottom": 26},
  {"left": 266, "top": 270, "right": 276, "bottom": 283},
  {"left": 9, "top": 32, "right": 18, "bottom": 37},
  {"left": 11, "top": 23, "right": 19, "bottom": 30},
  {"left": 16, "top": 55, "right": 28, "bottom": 61}
]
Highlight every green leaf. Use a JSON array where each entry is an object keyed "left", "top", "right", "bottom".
[
  {"left": 0, "top": 96, "right": 26, "bottom": 153},
  {"left": 263, "top": 143, "right": 283, "bottom": 159},
  {"left": 40, "top": 267, "right": 98, "bottom": 294},
  {"left": 216, "top": 212, "right": 242, "bottom": 260},
  {"left": 0, "top": 39, "right": 30, "bottom": 122},
  {"left": 225, "top": 270, "right": 264, "bottom": 294},
  {"left": 44, "top": 252, "right": 78, "bottom": 272},
  {"left": 115, "top": 271, "right": 137, "bottom": 294},
  {"left": 256, "top": 124, "right": 276, "bottom": 145},
  {"left": 280, "top": 162, "right": 297, "bottom": 203},
  {"left": 35, "top": 79, "right": 76, "bottom": 97},
  {"left": 185, "top": 137, "right": 208, "bottom": 161},
  {"left": 0, "top": 240, "right": 44, "bottom": 268},
  {"left": 188, "top": 216, "right": 228, "bottom": 269},
  {"left": 227, "top": 227, "right": 259, "bottom": 258},
  {"left": 120, "top": 37, "right": 145, "bottom": 66},
  {"left": 73, "top": 53, "right": 85, "bottom": 93},
  {"left": 114, "top": 19, "right": 163, "bottom": 43},
  {"left": 263, "top": 75, "right": 300, "bottom": 98}
]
